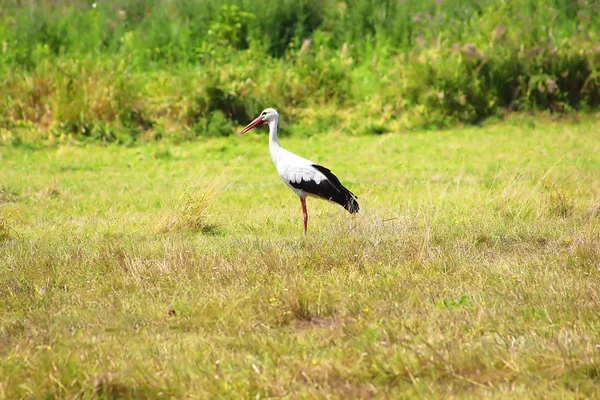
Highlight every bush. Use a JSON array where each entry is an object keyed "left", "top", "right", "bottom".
[{"left": 0, "top": 0, "right": 598, "bottom": 142}]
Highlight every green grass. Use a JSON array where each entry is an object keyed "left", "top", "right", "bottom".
[{"left": 1, "top": 119, "right": 599, "bottom": 398}]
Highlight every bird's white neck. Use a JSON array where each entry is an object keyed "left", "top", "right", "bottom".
[{"left": 268, "top": 118, "right": 282, "bottom": 166}]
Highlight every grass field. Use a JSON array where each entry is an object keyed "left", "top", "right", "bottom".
[{"left": 1, "top": 118, "right": 600, "bottom": 398}]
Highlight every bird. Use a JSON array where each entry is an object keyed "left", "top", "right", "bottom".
[{"left": 239, "top": 108, "right": 359, "bottom": 235}]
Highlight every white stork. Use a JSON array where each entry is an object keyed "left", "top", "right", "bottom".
[{"left": 239, "top": 108, "right": 359, "bottom": 235}]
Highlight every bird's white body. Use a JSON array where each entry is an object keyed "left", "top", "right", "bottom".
[
  {"left": 240, "top": 108, "right": 359, "bottom": 234},
  {"left": 267, "top": 119, "right": 326, "bottom": 199}
]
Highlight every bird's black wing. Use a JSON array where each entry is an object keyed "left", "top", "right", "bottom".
[{"left": 288, "top": 164, "right": 359, "bottom": 214}]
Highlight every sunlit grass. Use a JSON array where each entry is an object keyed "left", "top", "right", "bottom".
[{"left": 0, "top": 120, "right": 599, "bottom": 398}]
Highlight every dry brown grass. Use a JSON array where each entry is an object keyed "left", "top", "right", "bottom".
[{"left": 157, "top": 177, "right": 221, "bottom": 234}]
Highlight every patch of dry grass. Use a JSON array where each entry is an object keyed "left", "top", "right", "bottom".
[
  {"left": 157, "top": 178, "right": 221, "bottom": 234},
  {"left": 0, "top": 206, "right": 18, "bottom": 242},
  {"left": 0, "top": 121, "right": 599, "bottom": 398}
]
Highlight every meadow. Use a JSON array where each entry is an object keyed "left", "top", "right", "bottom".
[
  {"left": 1, "top": 0, "right": 600, "bottom": 398},
  {"left": 1, "top": 118, "right": 600, "bottom": 398}
]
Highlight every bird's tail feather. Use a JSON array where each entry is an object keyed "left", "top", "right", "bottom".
[
  {"left": 310, "top": 164, "right": 359, "bottom": 214},
  {"left": 341, "top": 188, "right": 359, "bottom": 214}
]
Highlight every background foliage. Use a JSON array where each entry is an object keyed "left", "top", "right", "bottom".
[{"left": 1, "top": 0, "right": 599, "bottom": 143}]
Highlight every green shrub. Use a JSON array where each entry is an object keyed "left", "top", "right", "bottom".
[{"left": 0, "top": 0, "right": 599, "bottom": 141}]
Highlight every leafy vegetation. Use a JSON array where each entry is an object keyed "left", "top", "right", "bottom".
[
  {"left": 1, "top": 0, "right": 599, "bottom": 144},
  {"left": 1, "top": 120, "right": 599, "bottom": 397},
  {"left": 1, "top": 2, "right": 599, "bottom": 397}
]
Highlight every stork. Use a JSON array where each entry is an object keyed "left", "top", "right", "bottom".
[{"left": 239, "top": 108, "right": 359, "bottom": 235}]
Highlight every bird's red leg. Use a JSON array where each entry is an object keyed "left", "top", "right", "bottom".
[{"left": 300, "top": 198, "right": 308, "bottom": 235}]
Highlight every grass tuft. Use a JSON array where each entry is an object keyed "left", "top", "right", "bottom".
[
  {"left": 545, "top": 189, "right": 575, "bottom": 217},
  {"left": 0, "top": 205, "right": 19, "bottom": 241},
  {"left": 158, "top": 177, "right": 221, "bottom": 234}
]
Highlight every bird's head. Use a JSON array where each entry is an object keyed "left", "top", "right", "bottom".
[{"left": 239, "top": 108, "right": 278, "bottom": 134}]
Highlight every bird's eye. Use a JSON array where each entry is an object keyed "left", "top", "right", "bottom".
[{"left": 261, "top": 112, "right": 266, "bottom": 116}]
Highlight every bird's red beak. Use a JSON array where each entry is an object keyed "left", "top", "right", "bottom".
[{"left": 239, "top": 115, "right": 265, "bottom": 135}]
